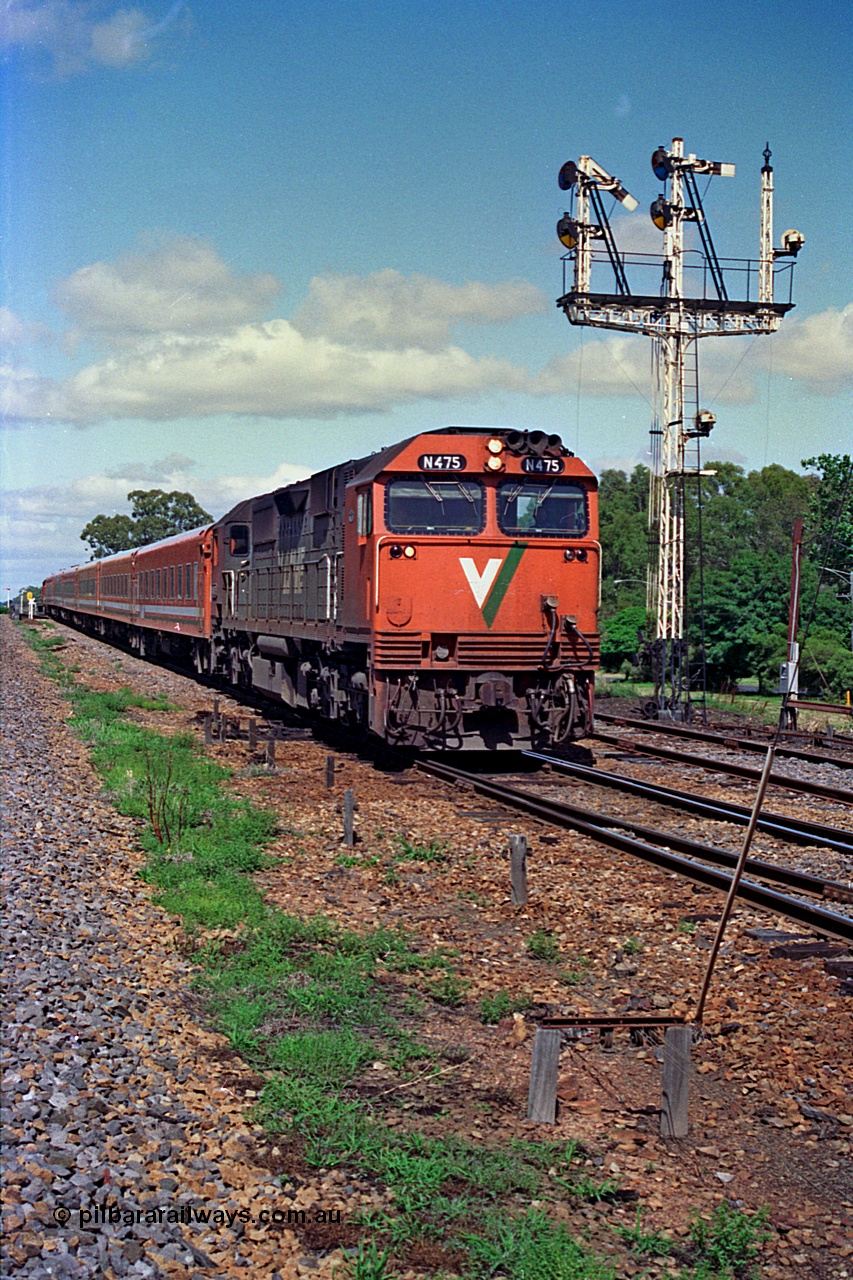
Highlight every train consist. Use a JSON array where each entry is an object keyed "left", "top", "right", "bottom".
[{"left": 43, "top": 427, "right": 601, "bottom": 749}]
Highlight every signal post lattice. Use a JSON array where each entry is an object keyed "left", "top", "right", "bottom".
[{"left": 556, "top": 139, "right": 802, "bottom": 718}]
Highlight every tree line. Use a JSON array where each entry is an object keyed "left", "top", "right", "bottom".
[
  {"left": 80, "top": 490, "right": 213, "bottom": 558},
  {"left": 598, "top": 454, "right": 853, "bottom": 699}
]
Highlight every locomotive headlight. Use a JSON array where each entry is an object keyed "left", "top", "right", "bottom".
[
  {"left": 564, "top": 548, "right": 576, "bottom": 562},
  {"left": 389, "top": 544, "right": 403, "bottom": 559},
  {"left": 486, "top": 455, "right": 504, "bottom": 471},
  {"left": 486, "top": 437, "right": 504, "bottom": 454},
  {"left": 403, "top": 545, "right": 417, "bottom": 559}
]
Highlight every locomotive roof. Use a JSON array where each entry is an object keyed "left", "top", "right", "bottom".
[{"left": 214, "top": 426, "right": 593, "bottom": 525}]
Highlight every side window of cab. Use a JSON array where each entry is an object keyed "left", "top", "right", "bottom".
[
  {"left": 229, "top": 524, "right": 249, "bottom": 556},
  {"left": 356, "top": 490, "right": 373, "bottom": 538}
]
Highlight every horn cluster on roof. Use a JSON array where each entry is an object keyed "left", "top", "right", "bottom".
[{"left": 502, "top": 430, "right": 572, "bottom": 458}]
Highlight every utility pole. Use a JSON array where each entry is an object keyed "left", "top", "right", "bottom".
[
  {"left": 780, "top": 517, "right": 804, "bottom": 730},
  {"left": 557, "top": 140, "right": 803, "bottom": 721}
]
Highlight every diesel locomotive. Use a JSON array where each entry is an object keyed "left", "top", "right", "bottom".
[{"left": 43, "top": 427, "right": 601, "bottom": 749}]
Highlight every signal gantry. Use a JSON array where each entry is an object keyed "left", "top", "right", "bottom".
[{"left": 556, "top": 138, "right": 803, "bottom": 720}]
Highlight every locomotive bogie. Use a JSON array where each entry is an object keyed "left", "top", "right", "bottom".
[{"left": 44, "top": 427, "right": 601, "bottom": 750}]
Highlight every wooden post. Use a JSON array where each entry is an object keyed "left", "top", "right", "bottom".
[
  {"left": 325, "top": 754, "right": 335, "bottom": 789},
  {"left": 509, "top": 834, "right": 528, "bottom": 905},
  {"left": 343, "top": 788, "right": 355, "bottom": 846},
  {"left": 527, "top": 1028, "right": 560, "bottom": 1123},
  {"left": 213, "top": 697, "right": 220, "bottom": 732},
  {"left": 203, "top": 713, "right": 212, "bottom": 746},
  {"left": 248, "top": 718, "right": 257, "bottom": 749},
  {"left": 660, "top": 1025, "right": 692, "bottom": 1138},
  {"left": 265, "top": 736, "right": 276, "bottom": 765}
]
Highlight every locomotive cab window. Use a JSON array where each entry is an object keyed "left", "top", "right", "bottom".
[
  {"left": 497, "top": 480, "right": 588, "bottom": 538},
  {"left": 356, "top": 490, "right": 373, "bottom": 537},
  {"left": 229, "top": 524, "right": 249, "bottom": 556},
  {"left": 385, "top": 478, "right": 484, "bottom": 535}
]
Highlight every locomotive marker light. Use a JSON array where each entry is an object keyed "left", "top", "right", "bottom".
[{"left": 556, "top": 138, "right": 802, "bottom": 721}]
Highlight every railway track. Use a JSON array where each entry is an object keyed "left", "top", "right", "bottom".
[
  {"left": 415, "top": 757, "right": 853, "bottom": 944},
  {"left": 595, "top": 710, "right": 853, "bottom": 768},
  {"left": 589, "top": 727, "right": 853, "bottom": 805},
  {"left": 525, "top": 753, "right": 853, "bottom": 856}
]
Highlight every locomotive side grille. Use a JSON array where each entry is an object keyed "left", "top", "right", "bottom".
[
  {"left": 374, "top": 635, "right": 423, "bottom": 666},
  {"left": 457, "top": 633, "right": 600, "bottom": 669},
  {"left": 373, "top": 632, "right": 600, "bottom": 669},
  {"left": 457, "top": 635, "right": 549, "bottom": 667}
]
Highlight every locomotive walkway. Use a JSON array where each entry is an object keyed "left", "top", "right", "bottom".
[{"left": 0, "top": 620, "right": 361, "bottom": 1280}]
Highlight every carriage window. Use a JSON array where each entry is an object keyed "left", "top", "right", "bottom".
[
  {"left": 497, "top": 480, "right": 588, "bottom": 538},
  {"left": 385, "top": 478, "right": 485, "bottom": 535},
  {"left": 229, "top": 524, "right": 249, "bottom": 556},
  {"left": 169, "top": 566, "right": 175, "bottom": 598},
  {"left": 177, "top": 564, "right": 183, "bottom": 599}
]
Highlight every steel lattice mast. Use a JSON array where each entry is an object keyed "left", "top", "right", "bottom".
[{"left": 556, "top": 138, "right": 803, "bottom": 720}]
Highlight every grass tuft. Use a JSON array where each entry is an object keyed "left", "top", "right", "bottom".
[{"left": 526, "top": 928, "right": 560, "bottom": 963}]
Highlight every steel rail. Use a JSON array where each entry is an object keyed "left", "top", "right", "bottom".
[
  {"left": 524, "top": 752, "right": 853, "bottom": 856},
  {"left": 590, "top": 729, "right": 853, "bottom": 805},
  {"left": 595, "top": 711, "right": 853, "bottom": 769},
  {"left": 415, "top": 758, "right": 853, "bottom": 943},
  {"left": 488, "top": 769, "right": 852, "bottom": 899}
]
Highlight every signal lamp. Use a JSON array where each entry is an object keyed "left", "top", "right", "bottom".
[
  {"left": 486, "top": 437, "right": 504, "bottom": 454},
  {"left": 558, "top": 160, "right": 578, "bottom": 191},
  {"left": 651, "top": 147, "right": 671, "bottom": 181},
  {"left": 389, "top": 545, "right": 403, "bottom": 559},
  {"left": 557, "top": 214, "right": 579, "bottom": 249},
  {"left": 486, "top": 455, "right": 504, "bottom": 471},
  {"left": 650, "top": 196, "right": 672, "bottom": 230},
  {"left": 564, "top": 548, "right": 576, "bottom": 562},
  {"left": 403, "top": 545, "right": 416, "bottom": 559},
  {"left": 576, "top": 548, "right": 588, "bottom": 562}
]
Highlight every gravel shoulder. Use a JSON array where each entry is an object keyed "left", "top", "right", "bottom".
[{"left": 1, "top": 619, "right": 372, "bottom": 1280}]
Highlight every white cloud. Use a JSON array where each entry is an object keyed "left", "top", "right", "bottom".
[
  {"left": 760, "top": 304, "right": 853, "bottom": 395},
  {"left": 103, "top": 452, "right": 195, "bottom": 482},
  {"left": 0, "top": 363, "right": 71, "bottom": 420},
  {"left": 0, "top": 0, "right": 186, "bottom": 75},
  {"left": 0, "top": 306, "right": 53, "bottom": 349},
  {"left": 0, "top": 456, "right": 311, "bottom": 587},
  {"left": 55, "top": 321, "right": 529, "bottom": 421},
  {"left": 293, "top": 269, "right": 547, "bottom": 350},
  {"left": 531, "top": 337, "right": 655, "bottom": 401},
  {"left": 55, "top": 237, "right": 282, "bottom": 342},
  {"left": 532, "top": 333, "right": 762, "bottom": 406}
]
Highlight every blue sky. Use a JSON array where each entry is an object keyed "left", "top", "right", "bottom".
[{"left": 2, "top": 0, "right": 851, "bottom": 591}]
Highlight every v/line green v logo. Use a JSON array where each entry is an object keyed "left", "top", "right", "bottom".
[{"left": 459, "top": 544, "right": 527, "bottom": 628}]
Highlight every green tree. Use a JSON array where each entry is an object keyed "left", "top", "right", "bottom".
[
  {"left": 801, "top": 454, "right": 853, "bottom": 574},
  {"left": 81, "top": 490, "right": 213, "bottom": 558},
  {"left": 79, "top": 514, "right": 137, "bottom": 558},
  {"left": 600, "top": 605, "right": 649, "bottom": 671}
]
